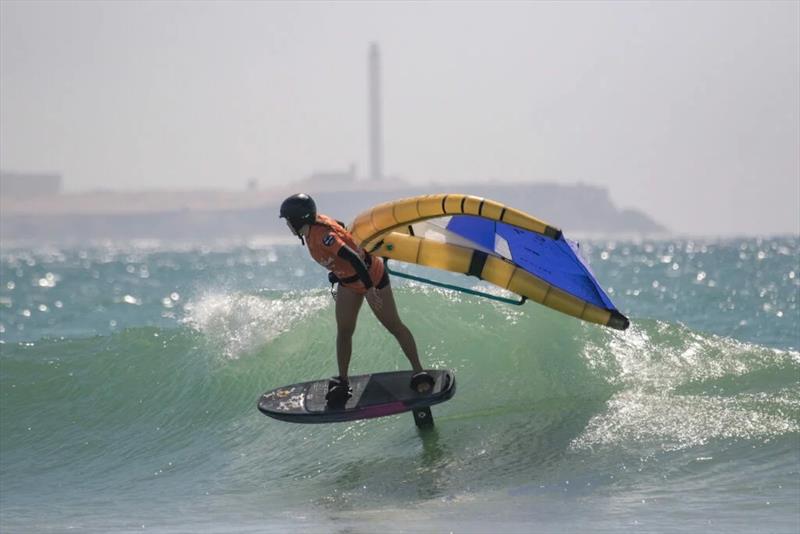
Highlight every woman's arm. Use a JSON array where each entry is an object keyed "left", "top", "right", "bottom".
[{"left": 336, "top": 246, "right": 373, "bottom": 289}]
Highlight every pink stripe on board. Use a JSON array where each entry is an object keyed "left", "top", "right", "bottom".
[{"left": 357, "top": 402, "right": 407, "bottom": 419}]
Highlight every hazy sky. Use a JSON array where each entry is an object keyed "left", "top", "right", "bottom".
[{"left": 1, "top": 1, "right": 798, "bottom": 235}]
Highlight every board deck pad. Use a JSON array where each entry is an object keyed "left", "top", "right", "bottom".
[{"left": 258, "top": 369, "right": 455, "bottom": 424}]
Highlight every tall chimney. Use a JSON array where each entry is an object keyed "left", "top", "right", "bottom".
[{"left": 368, "top": 43, "right": 383, "bottom": 181}]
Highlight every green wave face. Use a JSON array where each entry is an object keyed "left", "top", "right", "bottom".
[{"left": 2, "top": 288, "right": 797, "bottom": 516}]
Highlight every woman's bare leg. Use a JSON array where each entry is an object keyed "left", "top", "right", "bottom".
[
  {"left": 367, "top": 284, "right": 423, "bottom": 373},
  {"left": 335, "top": 286, "right": 364, "bottom": 381}
]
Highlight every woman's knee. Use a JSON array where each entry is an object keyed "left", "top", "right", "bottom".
[
  {"left": 337, "top": 322, "right": 357, "bottom": 338},
  {"left": 382, "top": 318, "right": 408, "bottom": 337}
]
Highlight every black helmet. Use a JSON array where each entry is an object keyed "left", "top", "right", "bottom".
[{"left": 280, "top": 193, "right": 316, "bottom": 233}]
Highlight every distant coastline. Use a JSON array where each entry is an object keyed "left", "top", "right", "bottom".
[{"left": 0, "top": 181, "right": 666, "bottom": 241}]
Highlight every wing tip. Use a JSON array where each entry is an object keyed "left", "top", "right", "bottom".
[
  {"left": 608, "top": 311, "right": 630, "bottom": 330},
  {"left": 545, "top": 226, "right": 563, "bottom": 240}
]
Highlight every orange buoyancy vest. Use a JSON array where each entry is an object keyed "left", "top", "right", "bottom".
[{"left": 306, "top": 214, "right": 384, "bottom": 293}]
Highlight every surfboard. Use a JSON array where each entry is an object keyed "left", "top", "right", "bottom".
[{"left": 257, "top": 369, "right": 456, "bottom": 428}]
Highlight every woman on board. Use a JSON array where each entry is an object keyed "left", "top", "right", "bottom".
[{"left": 279, "top": 193, "right": 434, "bottom": 405}]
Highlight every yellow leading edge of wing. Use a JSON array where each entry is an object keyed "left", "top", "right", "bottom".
[{"left": 349, "top": 194, "right": 562, "bottom": 247}]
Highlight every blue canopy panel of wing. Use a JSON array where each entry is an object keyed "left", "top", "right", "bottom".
[{"left": 445, "top": 216, "right": 618, "bottom": 312}]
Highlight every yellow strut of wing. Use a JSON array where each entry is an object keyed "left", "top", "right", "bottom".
[{"left": 369, "top": 232, "right": 615, "bottom": 329}]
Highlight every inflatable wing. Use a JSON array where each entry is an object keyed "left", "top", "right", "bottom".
[{"left": 349, "top": 194, "right": 629, "bottom": 330}]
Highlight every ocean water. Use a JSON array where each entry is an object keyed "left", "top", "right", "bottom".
[{"left": 0, "top": 236, "right": 798, "bottom": 533}]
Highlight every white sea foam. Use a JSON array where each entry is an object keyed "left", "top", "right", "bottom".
[
  {"left": 181, "top": 290, "right": 330, "bottom": 359},
  {"left": 573, "top": 322, "right": 800, "bottom": 452}
]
